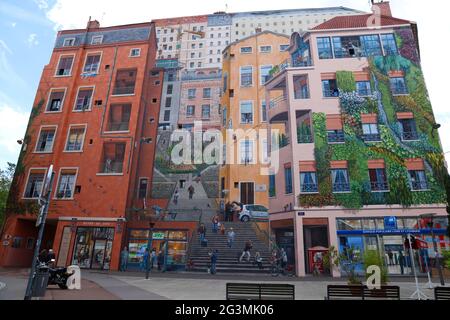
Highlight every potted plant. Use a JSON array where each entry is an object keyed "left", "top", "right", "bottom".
[
  {"left": 363, "top": 250, "right": 389, "bottom": 297},
  {"left": 324, "top": 246, "right": 363, "bottom": 289}
]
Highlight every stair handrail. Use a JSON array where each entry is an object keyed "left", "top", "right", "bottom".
[{"left": 249, "top": 220, "right": 273, "bottom": 251}]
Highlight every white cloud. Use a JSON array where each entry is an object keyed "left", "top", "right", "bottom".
[
  {"left": 0, "top": 102, "right": 29, "bottom": 167},
  {"left": 33, "top": 0, "right": 49, "bottom": 10},
  {"left": 26, "top": 33, "right": 39, "bottom": 47},
  {"left": 11, "top": 22, "right": 17, "bottom": 28}
]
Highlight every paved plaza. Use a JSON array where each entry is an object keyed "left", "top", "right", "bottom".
[{"left": 1, "top": 268, "right": 448, "bottom": 300}]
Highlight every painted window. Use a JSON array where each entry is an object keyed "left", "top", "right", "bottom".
[
  {"left": 100, "top": 143, "right": 126, "bottom": 174},
  {"left": 362, "top": 124, "right": 381, "bottom": 142},
  {"left": 74, "top": 87, "right": 93, "bottom": 111},
  {"left": 65, "top": 127, "right": 85, "bottom": 151},
  {"left": 261, "top": 101, "right": 267, "bottom": 122},
  {"left": 46, "top": 89, "right": 65, "bottom": 112},
  {"left": 381, "top": 34, "right": 398, "bottom": 55},
  {"left": 56, "top": 56, "right": 74, "bottom": 76},
  {"left": 36, "top": 127, "right": 56, "bottom": 152},
  {"left": 112, "top": 69, "right": 137, "bottom": 95},
  {"left": 108, "top": 104, "right": 131, "bottom": 131},
  {"left": 360, "top": 35, "right": 382, "bottom": 57},
  {"left": 369, "top": 168, "right": 389, "bottom": 191},
  {"left": 408, "top": 170, "right": 428, "bottom": 191},
  {"left": 188, "top": 88, "right": 196, "bottom": 99},
  {"left": 260, "top": 45, "right": 271, "bottom": 53},
  {"left": 240, "top": 46, "right": 252, "bottom": 54},
  {"left": 56, "top": 170, "right": 77, "bottom": 199},
  {"left": 322, "top": 80, "right": 339, "bottom": 97},
  {"left": 186, "top": 105, "right": 195, "bottom": 117},
  {"left": 400, "top": 119, "right": 418, "bottom": 141},
  {"left": 91, "top": 35, "right": 103, "bottom": 45},
  {"left": 284, "top": 167, "right": 293, "bottom": 194},
  {"left": 203, "top": 88, "right": 211, "bottom": 98},
  {"left": 63, "top": 38, "right": 75, "bottom": 47},
  {"left": 300, "top": 172, "right": 318, "bottom": 193},
  {"left": 269, "top": 174, "right": 276, "bottom": 197},
  {"left": 260, "top": 65, "right": 272, "bottom": 85},
  {"left": 240, "top": 101, "right": 253, "bottom": 124},
  {"left": 317, "top": 37, "right": 332, "bottom": 59},
  {"left": 356, "top": 81, "right": 372, "bottom": 96},
  {"left": 332, "top": 169, "right": 350, "bottom": 192},
  {"left": 138, "top": 178, "right": 148, "bottom": 199},
  {"left": 240, "top": 66, "right": 253, "bottom": 87},
  {"left": 24, "top": 171, "right": 45, "bottom": 198},
  {"left": 390, "top": 77, "right": 408, "bottom": 95},
  {"left": 201, "top": 105, "right": 210, "bottom": 119},
  {"left": 240, "top": 139, "right": 254, "bottom": 164}
]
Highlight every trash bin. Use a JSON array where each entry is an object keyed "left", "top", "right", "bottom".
[{"left": 32, "top": 269, "right": 49, "bottom": 297}]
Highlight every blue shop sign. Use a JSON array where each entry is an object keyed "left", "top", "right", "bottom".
[
  {"left": 337, "top": 229, "right": 447, "bottom": 236},
  {"left": 384, "top": 216, "right": 397, "bottom": 230}
]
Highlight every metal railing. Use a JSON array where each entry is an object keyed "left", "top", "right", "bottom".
[
  {"left": 363, "top": 134, "right": 381, "bottom": 142},
  {"left": 402, "top": 131, "right": 419, "bottom": 141},
  {"left": 357, "top": 88, "right": 372, "bottom": 96},
  {"left": 301, "top": 183, "right": 318, "bottom": 193},
  {"left": 391, "top": 84, "right": 408, "bottom": 95},
  {"left": 181, "top": 72, "right": 222, "bottom": 81},
  {"left": 323, "top": 89, "right": 340, "bottom": 98},
  {"left": 297, "top": 134, "right": 313, "bottom": 144},
  {"left": 328, "top": 131, "right": 345, "bottom": 143},
  {"left": 333, "top": 183, "right": 351, "bottom": 193},
  {"left": 294, "top": 89, "right": 310, "bottom": 99},
  {"left": 100, "top": 161, "right": 123, "bottom": 174},
  {"left": 249, "top": 220, "right": 271, "bottom": 251},
  {"left": 269, "top": 95, "right": 287, "bottom": 109},
  {"left": 411, "top": 181, "right": 428, "bottom": 191},
  {"left": 370, "top": 181, "right": 389, "bottom": 192},
  {"left": 112, "top": 85, "right": 135, "bottom": 95},
  {"left": 107, "top": 122, "right": 130, "bottom": 132}
]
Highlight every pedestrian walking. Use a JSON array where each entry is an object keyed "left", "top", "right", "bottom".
[
  {"left": 254, "top": 252, "right": 263, "bottom": 270},
  {"left": 219, "top": 200, "right": 225, "bottom": 220},
  {"left": 209, "top": 249, "right": 218, "bottom": 275},
  {"left": 280, "top": 248, "right": 288, "bottom": 274},
  {"left": 225, "top": 202, "right": 232, "bottom": 222},
  {"left": 173, "top": 189, "right": 179, "bottom": 205},
  {"left": 239, "top": 240, "right": 253, "bottom": 262},
  {"left": 220, "top": 223, "right": 225, "bottom": 235},
  {"left": 150, "top": 248, "right": 157, "bottom": 269},
  {"left": 120, "top": 247, "right": 129, "bottom": 272},
  {"left": 212, "top": 214, "right": 219, "bottom": 233},
  {"left": 188, "top": 185, "right": 195, "bottom": 200},
  {"left": 198, "top": 223, "right": 206, "bottom": 243},
  {"left": 157, "top": 250, "right": 164, "bottom": 271},
  {"left": 141, "top": 248, "right": 149, "bottom": 271},
  {"left": 227, "top": 228, "right": 235, "bottom": 248}
]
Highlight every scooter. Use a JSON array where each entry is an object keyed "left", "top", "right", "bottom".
[{"left": 37, "top": 259, "right": 74, "bottom": 289}]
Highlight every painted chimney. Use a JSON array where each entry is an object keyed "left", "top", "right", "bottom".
[
  {"left": 371, "top": 1, "right": 392, "bottom": 17},
  {"left": 87, "top": 19, "right": 100, "bottom": 30}
]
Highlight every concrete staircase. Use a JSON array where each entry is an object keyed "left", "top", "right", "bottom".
[{"left": 188, "top": 221, "right": 272, "bottom": 274}]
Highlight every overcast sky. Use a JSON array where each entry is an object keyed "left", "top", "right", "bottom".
[{"left": 0, "top": 0, "right": 449, "bottom": 169}]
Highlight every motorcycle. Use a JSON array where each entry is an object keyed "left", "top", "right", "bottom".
[{"left": 37, "top": 259, "right": 74, "bottom": 289}]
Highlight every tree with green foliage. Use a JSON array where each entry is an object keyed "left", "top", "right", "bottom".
[{"left": 0, "top": 163, "right": 15, "bottom": 227}]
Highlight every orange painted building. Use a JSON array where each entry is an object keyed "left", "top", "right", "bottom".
[
  {"left": 0, "top": 20, "right": 165, "bottom": 270},
  {"left": 219, "top": 31, "right": 289, "bottom": 208}
]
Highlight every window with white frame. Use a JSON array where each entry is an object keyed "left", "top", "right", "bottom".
[
  {"left": 65, "top": 126, "right": 86, "bottom": 151},
  {"left": 91, "top": 35, "right": 103, "bottom": 45},
  {"left": 201, "top": 105, "right": 210, "bottom": 119},
  {"left": 260, "top": 45, "right": 272, "bottom": 53},
  {"left": 46, "top": 89, "right": 65, "bottom": 112},
  {"left": 56, "top": 169, "right": 77, "bottom": 199},
  {"left": 56, "top": 56, "right": 74, "bottom": 76},
  {"left": 260, "top": 65, "right": 272, "bottom": 85},
  {"left": 186, "top": 105, "right": 195, "bottom": 117},
  {"left": 280, "top": 44, "right": 289, "bottom": 51},
  {"left": 83, "top": 53, "right": 101, "bottom": 73},
  {"left": 63, "top": 38, "right": 75, "bottom": 47},
  {"left": 240, "top": 46, "right": 252, "bottom": 54},
  {"left": 74, "top": 87, "right": 93, "bottom": 111},
  {"left": 130, "top": 48, "right": 141, "bottom": 57},
  {"left": 240, "top": 66, "right": 252, "bottom": 87},
  {"left": 24, "top": 170, "right": 45, "bottom": 198},
  {"left": 35, "top": 127, "right": 56, "bottom": 152},
  {"left": 240, "top": 139, "right": 254, "bottom": 164},
  {"left": 240, "top": 101, "right": 253, "bottom": 124}
]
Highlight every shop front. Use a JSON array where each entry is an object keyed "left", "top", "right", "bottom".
[
  {"left": 127, "top": 229, "right": 189, "bottom": 271},
  {"left": 336, "top": 216, "right": 449, "bottom": 276}
]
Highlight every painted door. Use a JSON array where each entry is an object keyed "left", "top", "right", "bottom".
[{"left": 240, "top": 182, "right": 254, "bottom": 205}]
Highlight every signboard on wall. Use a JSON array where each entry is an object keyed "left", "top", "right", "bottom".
[
  {"left": 152, "top": 232, "right": 165, "bottom": 240},
  {"left": 57, "top": 227, "right": 72, "bottom": 267},
  {"left": 255, "top": 184, "right": 267, "bottom": 192}
]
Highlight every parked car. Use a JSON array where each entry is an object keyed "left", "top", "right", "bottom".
[{"left": 238, "top": 205, "right": 269, "bottom": 222}]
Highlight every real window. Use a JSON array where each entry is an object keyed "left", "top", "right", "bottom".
[
  {"left": 91, "top": 35, "right": 103, "bottom": 45},
  {"left": 201, "top": 105, "right": 210, "bottom": 119},
  {"left": 186, "top": 105, "right": 195, "bottom": 117},
  {"left": 260, "top": 65, "right": 272, "bottom": 85},
  {"left": 74, "top": 87, "right": 94, "bottom": 111},
  {"left": 56, "top": 56, "right": 74, "bottom": 76},
  {"left": 138, "top": 178, "right": 148, "bottom": 199},
  {"left": 369, "top": 168, "right": 389, "bottom": 192},
  {"left": 130, "top": 48, "right": 141, "bottom": 57},
  {"left": 332, "top": 169, "right": 350, "bottom": 192},
  {"left": 35, "top": 127, "right": 56, "bottom": 152},
  {"left": 409, "top": 170, "right": 428, "bottom": 191},
  {"left": 24, "top": 170, "right": 45, "bottom": 198},
  {"left": 65, "top": 126, "right": 86, "bottom": 151},
  {"left": 317, "top": 37, "right": 333, "bottom": 59},
  {"left": 240, "top": 46, "right": 252, "bottom": 54},
  {"left": 240, "top": 66, "right": 253, "bottom": 87},
  {"left": 112, "top": 69, "right": 137, "bottom": 95},
  {"left": 56, "top": 169, "right": 77, "bottom": 199},
  {"left": 107, "top": 104, "right": 131, "bottom": 132},
  {"left": 300, "top": 172, "right": 318, "bottom": 193},
  {"left": 46, "top": 89, "right": 65, "bottom": 112},
  {"left": 100, "top": 143, "right": 126, "bottom": 174},
  {"left": 381, "top": 34, "right": 398, "bottom": 55},
  {"left": 240, "top": 101, "right": 253, "bottom": 124}
]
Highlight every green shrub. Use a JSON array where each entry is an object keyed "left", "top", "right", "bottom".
[{"left": 363, "top": 250, "right": 389, "bottom": 284}]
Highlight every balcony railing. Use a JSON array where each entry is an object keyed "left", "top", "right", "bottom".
[
  {"left": 294, "top": 89, "right": 310, "bottom": 99},
  {"left": 107, "top": 122, "right": 130, "bottom": 132},
  {"left": 370, "top": 181, "right": 389, "bottom": 192},
  {"left": 100, "top": 160, "right": 123, "bottom": 174},
  {"left": 269, "top": 95, "right": 287, "bottom": 109},
  {"left": 328, "top": 131, "right": 345, "bottom": 143},
  {"left": 112, "top": 85, "right": 135, "bottom": 95},
  {"left": 301, "top": 183, "right": 318, "bottom": 193},
  {"left": 391, "top": 84, "right": 408, "bottom": 95},
  {"left": 363, "top": 133, "right": 381, "bottom": 142},
  {"left": 333, "top": 183, "right": 351, "bottom": 193},
  {"left": 357, "top": 88, "right": 372, "bottom": 96},
  {"left": 411, "top": 181, "right": 428, "bottom": 191},
  {"left": 402, "top": 131, "right": 419, "bottom": 141},
  {"left": 323, "top": 89, "right": 340, "bottom": 98},
  {"left": 297, "top": 134, "right": 313, "bottom": 144},
  {"left": 66, "top": 142, "right": 82, "bottom": 151},
  {"left": 181, "top": 72, "right": 222, "bottom": 81}
]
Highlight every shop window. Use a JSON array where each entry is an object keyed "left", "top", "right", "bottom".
[
  {"left": 72, "top": 227, "right": 114, "bottom": 270},
  {"left": 337, "top": 219, "right": 362, "bottom": 231}
]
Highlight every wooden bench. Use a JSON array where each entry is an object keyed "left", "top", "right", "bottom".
[
  {"left": 326, "top": 285, "right": 400, "bottom": 300},
  {"left": 226, "top": 283, "right": 295, "bottom": 300},
  {"left": 434, "top": 287, "right": 450, "bottom": 300}
]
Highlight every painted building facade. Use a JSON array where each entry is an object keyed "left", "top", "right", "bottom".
[
  {"left": 264, "top": 3, "right": 449, "bottom": 277},
  {"left": 220, "top": 31, "right": 289, "bottom": 208}
]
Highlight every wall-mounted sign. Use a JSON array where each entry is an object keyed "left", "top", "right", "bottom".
[
  {"left": 152, "top": 232, "right": 165, "bottom": 240},
  {"left": 297, "top": 212, "right": 305, "bottom": 216},
  {"left": 2, "top": 241, "right": 9, "bottom": 246},
  {"left": 384, "top": 216, "right": 397, "bottom": 230},
  {"left": 255, "top": 184, "right": 267, "bottom": 192}
]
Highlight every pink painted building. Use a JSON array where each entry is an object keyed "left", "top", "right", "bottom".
[
  {"left": 178, "top": 68, "right": 222, "bottom": 130},
  {"left": 264, "top": 2, "right": 449, "bottom": 277}
]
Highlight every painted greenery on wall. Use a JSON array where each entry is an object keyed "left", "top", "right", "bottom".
[{"left": 299, "top": 28, "right": 446, "bottom": 209}]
